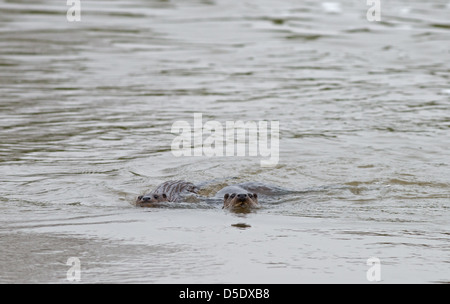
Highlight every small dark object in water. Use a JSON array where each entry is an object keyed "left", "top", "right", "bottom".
[{"left": 231, "top": 223, "right": 252, "bottom": 229}]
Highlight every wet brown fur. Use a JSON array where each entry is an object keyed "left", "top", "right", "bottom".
[{"left": 136, "top": 180, "right": 198, "bottom": 207}]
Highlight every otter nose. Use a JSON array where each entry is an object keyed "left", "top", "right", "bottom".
[
  {"left": 142, "top": 196, "right": 151, "bottom": 202},
  {"left": 237, "top": 194, "right": 247, "bottom": 201}
]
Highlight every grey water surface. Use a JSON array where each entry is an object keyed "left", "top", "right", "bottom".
[{"left": 0, "top": 0, "right": 449, "bottom": 283}]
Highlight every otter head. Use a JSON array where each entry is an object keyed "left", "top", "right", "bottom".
[
  {"left": 136, "top": 193, "right": 168, "bottom": 207},
  {"left": 223, "top": 193, "right": 258, "bottom": 209}
]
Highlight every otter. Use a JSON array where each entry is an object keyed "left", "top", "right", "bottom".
[
  {"left": 136, "top": 180, "right": 199, "bottom": 207},
  {"left": 223, "top": 192, "right": 258, "bottom": 209},
  {"left": 136, "top": 180, "right": 291, "bottom": 209},
  {"left": 215, "top": 184, "right": 260, "bottom": 209}
]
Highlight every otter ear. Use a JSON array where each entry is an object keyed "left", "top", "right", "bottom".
[
  {"left": 162, "top": 193, "right": 167, "bottom": 199},
  {"left": 253, "top": 193, "right": 258, "bottom": 199},
  {"left": 224, "top": 193, "right": 229, "bottom": 200}
]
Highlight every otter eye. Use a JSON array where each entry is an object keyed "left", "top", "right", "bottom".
[
  {"left": 248, "top": 194, "right": 253, "bottom": 198},
  {"left": 154, "top": 195, "right": 159, "bottom": 199},
  {"left": 138, "top": 196, "right": 143, "bottom": 200},
  {"left": 230, "top": 193, "right": 236, "bottom": 198}
]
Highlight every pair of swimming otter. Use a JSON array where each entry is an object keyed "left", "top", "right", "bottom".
[{"left": 136, "top": 180, "right": 259, "bottom": 210}]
